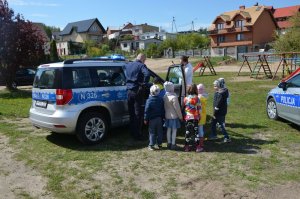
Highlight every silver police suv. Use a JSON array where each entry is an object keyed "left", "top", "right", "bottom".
[
  {"left": 266, "top": 68, "right": 300, "bottom": 126},
  {"left": 30, "top": 58, "right": 186, "bottom": 144}
]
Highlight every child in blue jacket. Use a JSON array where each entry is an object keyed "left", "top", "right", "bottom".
[{"left": 144, "top": 85, "right": 165, "bottom": 150}]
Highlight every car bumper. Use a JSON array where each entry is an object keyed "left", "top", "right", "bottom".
[{"left": 29, "top": 108, "right": 78, "bottom": 133}]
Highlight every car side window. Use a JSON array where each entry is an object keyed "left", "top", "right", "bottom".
[
  {"left": 96, "top": 67, "right": 126, "bottom": 87},
  {"left": 72, "top": 68, "right": 92, "bottom": 88},
  {"left": 287, "top": 74, "right": 300, "bottom": 88}
]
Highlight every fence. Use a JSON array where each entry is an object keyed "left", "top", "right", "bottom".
[{"left": 164, "top": 49, "right": 210, "bottom": 58}]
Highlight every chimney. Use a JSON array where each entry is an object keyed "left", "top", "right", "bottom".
[{"left": 239, "top": 5, "right": 245, "bottom": 10}]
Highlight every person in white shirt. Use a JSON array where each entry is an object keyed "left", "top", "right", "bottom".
[{"left": 180, "top": 55, "right": 193, "bottom": 87}]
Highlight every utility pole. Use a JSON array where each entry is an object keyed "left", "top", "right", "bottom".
[
  {"left": 191, "top": 21, "right": 195, "bottom": 31},
  {"left": 171, "top": 17, "right": 177, "bottom": 33}
]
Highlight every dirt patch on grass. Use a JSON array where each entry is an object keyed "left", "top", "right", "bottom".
[
  {"left": 0, "top": 134, "right": 53, "bottom": 199},
  {"left": 145, "top": 58, "right": 243, "bottom": 73}
]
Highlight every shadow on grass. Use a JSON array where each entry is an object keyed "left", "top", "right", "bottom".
[
  {"left": 173, "top": 120, "right": 274, "bottom": 154},
  {"left": 0, "top": 89, "right": 31, "bottom": 99},
  {"left": 225, "top": 123, "right": 267, "bottom": 129},
  {"left": 175, "top": 131, "right": 278, "bottom": 154},
  {"left": 46, "top": 125, "right": 149, "bottom": 151},
  {"left": 204, "top": 131, "right": 277, "bottom": 154},
  {"left": 45, "top": 121, "right": 279, "bottom": 154}
]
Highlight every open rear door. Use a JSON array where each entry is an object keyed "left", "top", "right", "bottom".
[{"left": 165, "top": 64, "right": 186, "bottom": 106}]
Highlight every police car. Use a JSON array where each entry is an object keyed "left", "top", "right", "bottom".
[
  {"left": 29, "top": 57, "right": 186, "bottom": 144},
  {"left": 266, "top": 68, "right": 300, "bottom": 125}
]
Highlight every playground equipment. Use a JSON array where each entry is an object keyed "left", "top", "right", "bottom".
[
  {"left": 238, "top": 52, "right": 300, "bottom": 80},
  {"left": 193, "top": 56, "right": 217, "bottom": 76},
  {"left": 272, "top": 52, "right": 300, "bottom": 80}
]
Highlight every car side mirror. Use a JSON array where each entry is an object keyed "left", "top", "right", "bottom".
[{"left": 278, "top": 82, "right": 287, "bottom": 91}]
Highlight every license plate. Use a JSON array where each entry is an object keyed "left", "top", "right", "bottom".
[{"left": 35, "top": 100, "right": 48, "bottom": 108}]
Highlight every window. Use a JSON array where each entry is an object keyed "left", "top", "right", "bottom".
[
  {"left": 136, "top": 42, "right": 139, "bottom": 48},
  {"left": 123, "top": 43, "right": 127, "bottom": 48},
  {"left": 236, "top": 33, "right": 245, "bottom": 41},
  {"left": 33, "top": 69, "right": 61, "bottom": 89},
  {"left": 235, "top": 20, "right": 244, "bottom": 28},
  {"left": 72, "top": 68, "right": 92, "bottom": 88},
  {"left": 217, "top": 35, "right": 225, "bottom": 43},
  {"left": 217, "top": 23, "right": 224, "bottom": 30},
  {"left": 288, "top": 74, "right": 300, "bottom": 87},
  {"left": 96, "top": 67, "right": 126, "bottom": 87}
]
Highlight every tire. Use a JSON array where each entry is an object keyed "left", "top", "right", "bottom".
[
  {"left": 76, "top": 112, "right": 108, "bottom": 145},
  {"left": 267, "top": 98, "right": 279, "bottom": 120}
]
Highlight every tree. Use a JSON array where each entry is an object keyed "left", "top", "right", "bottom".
[
  {"left": 0, "top": 0, "right": 46, "bottom": 89},
  {"left": 146, "top": 43, "right": 162, "bottom": 58},
  {"left": 273, "top": 12, "right": 300, "bottom": 52},
  {"left": 161, "top": 38, "right": 178, "bottom": 58},
  {"left": 160, "top": 33, "right": 210, "bottom": 57},
  {"left": 50, "top": 40, "right": 59, "bottom": 62},
  {"left": 42, "top": 24, "right": 60, "bottom": 39}
]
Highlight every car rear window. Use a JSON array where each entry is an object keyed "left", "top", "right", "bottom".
[{"left": 33, "top": 68, "right": 62, "bottom": 89}]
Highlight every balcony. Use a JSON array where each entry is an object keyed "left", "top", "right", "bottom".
[
  {"left": 211, "top": 40, "right": 253, "bottom": 47},
  {"left": 208, "top": 29, "right": 218, "bottom": 35},
  {"left": 208, "top": 26, "right": 252, "bottom": 35}
]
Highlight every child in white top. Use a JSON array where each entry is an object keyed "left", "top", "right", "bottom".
[{"left": 163, "top": 81, "right": 183, "bottom": 150}]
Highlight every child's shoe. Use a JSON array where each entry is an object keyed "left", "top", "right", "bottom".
[
  {"left": 148, "top": 145, "right": 155, "bottom": 151},
  {"left": 196, "top": 145, "right": 204, "bottom": 152},
  {"left": 223, "top": 137, "right": 231, "bottom": 143},
  {"left": 184, "top": 145, "right": 190, "bottom": 152},
  {"left": 167, "top": 143, "right": 172, "bottom": 149},
  {"left": 171, "top": 144, "right": 178, "bottom": 150}
]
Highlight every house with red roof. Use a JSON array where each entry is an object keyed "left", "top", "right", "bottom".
[
  {"left": 208, "top": 5, "right": 278, "bottom": 58},
  {"left": 272, "top": 5, "right": 300, "bottom": 35}
]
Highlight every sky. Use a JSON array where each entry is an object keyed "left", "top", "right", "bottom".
[{"left": 6, "top": 0, "right": 300, "bottom": 32}]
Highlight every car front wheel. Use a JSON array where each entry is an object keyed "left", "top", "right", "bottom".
[
  {"left": 267, "top": 98, "right": 278, "bottom": 120},
  {"left": 77, "top": 112, "right": 108, "bottom": 145}
]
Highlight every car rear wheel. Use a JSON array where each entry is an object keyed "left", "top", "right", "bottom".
[
  {"left": 77, "top": 112, "right": 108, "bottom": 145},
  {"left": 267, "top": 98, "right": 278, "bottom": 120}
]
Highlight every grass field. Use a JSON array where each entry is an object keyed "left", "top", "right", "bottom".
[{"left": 0, "top": 72, "right": 299, "bottom": 199}]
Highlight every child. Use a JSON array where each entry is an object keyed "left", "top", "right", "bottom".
[
  {"left": 163, "top": 81, "right": 183, "bottom": 150},
  {"left": 197, "top": 84, "right": 208, "bottom": 152},
  {"left": 144, "top": 85, "right": 165, "bottom": 150},
  {"left": 218, "top": 77, "right": 230, "bottom": 106},
  {"left": 209, "top": 80, "right": 231, "bottom": 143},
  {"left": 183, "top": 84, "right": 201, "bottom": 152},
  {"left": 217, "top": 78, "right": 230, "bottom": 129}
]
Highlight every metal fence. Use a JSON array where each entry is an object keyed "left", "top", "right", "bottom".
[{"left": 173, "top": 49, "right": 210, "bottom": 57}]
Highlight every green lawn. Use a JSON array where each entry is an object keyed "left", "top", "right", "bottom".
[{"left": 0, "top": 72, "right": 299, "bottom": 199}]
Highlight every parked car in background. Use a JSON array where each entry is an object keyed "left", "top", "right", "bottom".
[
  {"left": 266, "top": 68, "right": 300, "bottom": 126},
  {"left": 12, "top": 68, "right": 36, "bottom": 88},
  {"left": 0, "top": 68, "right": 36, "bottom": 87}
]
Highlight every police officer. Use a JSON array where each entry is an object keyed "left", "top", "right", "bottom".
[{"left": 125, "top": 53, "right": 150, "bottom": 140}]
